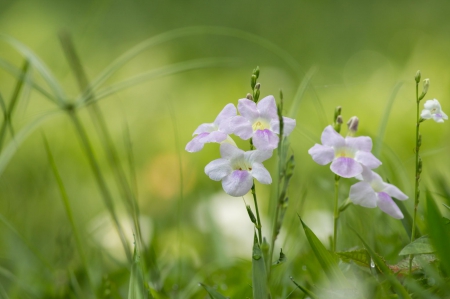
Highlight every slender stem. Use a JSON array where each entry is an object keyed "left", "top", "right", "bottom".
[
  {"left": 410, "top": 79, "right": 422, "bottom": 273},
  {"left": 333, "top": 174, "right": 341, "bottom": 252},
  {"left": 251, "top": 182, "right": 263, "bottom": 244}
]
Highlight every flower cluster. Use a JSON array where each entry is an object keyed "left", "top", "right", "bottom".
[
  {"left": 308, "top": 118, "right": 408, "bottom": 219},
  {"left": 186, "top": 95, "right": 296, "bottom": 197}
]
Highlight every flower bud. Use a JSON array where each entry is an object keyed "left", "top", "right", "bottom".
[
  {"left": 415, "top": 70, "right": 421, "bottom": 83},
  {"left": 418, "top": 156, "right": 422, "bottom": 174},
  {"left": 246, "top": 205, "right": 257, "bottom": 224},
  {"left": 336, "top": 115, "right": 343, "bottom": 124},
  {"left": 251, "top": 75, "right": 257, "bottom": 90},
  {"left": 334, "top": 106, "right": 342, "bottom": 123},
  {"left": 347, "top": 116, "right": 359, "bottom": 135},
  {"left": 422, "top": 79, "right": 429, "bottom": 95},
  {"left": 254, "top": 88, "right": 260, "bottom": 103},
  {"left": 334, "top": 115, "right": 343, "bottom": 133},
  {"left": 255, "top": 83, "right": 261, "bottom": 90},
  {"left": 246, "top": 93, "right": 253, "bottom": 101},
  {"left": 253, "top": 66, "right": 260, "bottom": 79}
]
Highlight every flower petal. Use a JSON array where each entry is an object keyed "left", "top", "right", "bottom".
[
  {"left": 252, "top": 129, "right": 279, "bottom": 150},
  {"left": 205, "top": 158, "right": 232, "bottom": 181},
  {"left": 421, "top": 109, "right": 432, "bottom": 119},
  {"left": 354, "top": 151, "right": 381, "bottom": 169},
  {"left": 220, "top": 143, "right": 243, "bottom": 160},
  {"left": 222, "top": 170, "right": 253, "bottom": 197},
  {"left": 256, "top": 95, "right": 278, "bottom": 119},
  {"left": 346, "top": 136, "right": 373, "bottom": 152},
  {"left": 185, "top": 135, "right": 206, "bottom": 152},
  {"left": 377, "top": 192, "right": 404, "bottom": 219},
  {"left": 382, "top": 183, "right": 408, "bottom": 200},
  {"left": 245, "top": 149, "right": 273, "bottom": 164},
  {"left": 423, "top": 99, "right": 437, "bottom": 110},
  {"left": 229, "top": 116, "right": 253, "bottom": 139},
  {"left": 193, "top": 123, "right": 216, "bottom": 135},
  {"left": 349, "top": 182, "right": 378, "bottom": 208},
  {"left": 214, "top": 103, "right": 236, "bottom": 125},
  {"left": 321, "top": 125, "right": 345, "bottom": 147},
  {"left": 251, "top": 163, "right": 272, "bottom": 184},
  {"left": 198, "top": 131, "right": 228, "bottom": 143},
  {"left": 271, "top": 117, "right": 296, "bottom": 136},
  {"left": 238, "top": 99, "right": 259, "bottom": 121},
  {"left": 330, "top": 157, "right": 362, "bottom": 178},
  {"left": 308, "top": 144, "right": 334, "bottom": 165}
]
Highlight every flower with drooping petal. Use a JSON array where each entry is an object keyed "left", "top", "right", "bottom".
[
  {"left": 230, "top": 95, "right": 296, "bottom": 150},
  {"left": 349, "top": 166, "right": 408, "bottom": 219},
  {"left": 421, "top": 99, "right": 448, "bottom": 123},
  {"left": 186, "top": 103, "right": 236, "bottom": 152},
  {"left": 308, "top": 125, "right": 381, "bottom": 178},
  {"left": 205, "top": 143, "right": 272, "bottom": 197}
]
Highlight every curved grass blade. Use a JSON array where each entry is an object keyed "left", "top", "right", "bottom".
[
  {"left": 288, "top": 66, "right": 317, "bottom": 118},
  {"left": 199, "top": 283, "right": 228, "bottom": 299},
  {"left": 0, "top": 57, "right": 55, "bottom": 102},
  {"left": 352, "top": 228, "right": 411, "bottom": 299},
  {"left": 374, "top": 81, "right": 404, "bottom": 157},
  {"left": 290, "top": 276, "right": 317, "bottom": 299},
  {"left": 80, "top": 26, "right": 302, "bottom": 103},
  {"left": 299, "top": 217, "right": 349, "bottom": 287},
  {"left": 0, "top": 34, "right": 66, "bottom": 106},
  {"left": 79, "top": 57, "right": 239, "bottom": 106},
  {"left": 0, "top": 109, "right": 62, "bottom": 178},
  {"left": 128, "top": 244, "right": 152, "bottom": 299}
]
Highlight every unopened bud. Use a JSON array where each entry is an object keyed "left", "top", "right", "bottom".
[
  {"left": 255, "top": 83, "right": 260, "bottom": 90},
  {"left": 422, "top": 79, "right": 429, "bottom": 95},
  {"left": 251, "top": 75, "right": 257, "bottom": 90},
  {"left": 334, "top": 115, "right": 343, "bottom": 133},
  {"left": 246, "top": 205, "right": 257, "bottom": 224},
  {"left": 254, "top": 88, "right": 260, "bottom": 102},
  {"left": 253, "top": 66, "right": 260, "bottom": 79},
  {"left": 279, "top": 89, "right": 284, "bottom": 100},
  {"left": 347, "top": 116, "right": 359, "bottom": 135},
  {"left": 336, "top": 115, "right": 343, "bottom": 125},
  {"left": 246, "top": 93, "right": 253, "bottom": 101},
  {"left": 415, "top": 70, "right": 421, "bottom": 83},
  {"left": 334, "top": 106, "right": 342, "bottom": 122}
]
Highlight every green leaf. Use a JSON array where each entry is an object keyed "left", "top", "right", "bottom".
[
  {"left": 336, "top": 249, "right": 371, "bottom": 268},
  {"left": 299, "top": 217, "right": 349, "bottom": 287},
  {"left": 389, "top": 254, "right": 436, "bottom": 274},
  {"left": 426, "top": 191, "right": 450, "bottom": 275},
  {"left": 352, "top": 229, "right": 411, "bottom": 299},
  {"left": 199, "top": 283, "right": 228, "bottom": 299},
  {"left": 398, "top": 235, "right": 434, "bottom": 255},
  {"left": 252, "top": 233, "right": 269, "bottom": 299}
]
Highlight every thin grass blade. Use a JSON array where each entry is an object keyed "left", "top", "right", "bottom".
[
  {"left": 290, "top": 276, "right": 317, "bottom": 299},
  {"left": 199, "top": 283, "right": 228, "bottom": 299},
  {"left": 299, "top": 217, "right": 349, "bottom": 287},
  {"left": 288, "top": 66, "right": 317, "bottom": 118},
  {"left": 0, "top": 34, "right": 66, "bottom": 105}
]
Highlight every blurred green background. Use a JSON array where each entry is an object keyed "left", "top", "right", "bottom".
[{"left": 1, "top": 0, "right": 450, "bottom": 297}]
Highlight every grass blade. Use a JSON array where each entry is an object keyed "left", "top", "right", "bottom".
[
  {"left": 288, "top": 66, "right": 317, "bottom": 118},
  {"left": 0, "top": 34, "right": 66, "bottom": 106},
  {"left": 0, "top": 109, "right": 62, "bottom": 178},
  {"left": 199, "top": 283, "right": 228, "bottom": 299},
  {"left": 299, "top": 217, "right": 349, "bottom": 287},
  {"left": 82, "top": 26, "right": 302, "bottom": 103},
  {"left": 252, "top": 233, "right": 269, "bottom": 299},
  {"left": 80, "top": 57, "right": 238, "bottom": 106},
  {"left": 128, "top": 244, "right": 151, "bottom": 299},
  {"left": 290, "top": 276, "right": 317, "bottom": 299},
  {"left": 43, "top": 135, "right": 94, "bottom": 295}
]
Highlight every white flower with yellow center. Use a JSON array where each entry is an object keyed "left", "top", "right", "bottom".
[{"left": 421, "top": 99, "right": 448, "bottom": 123}]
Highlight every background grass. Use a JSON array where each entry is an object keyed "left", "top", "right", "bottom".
[{"left": 1, "top": 0, "right": 450, "bottom": 298}]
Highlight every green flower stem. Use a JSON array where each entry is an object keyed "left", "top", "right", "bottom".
[
  {"left": 333, "top": 174, "right": 341, "bottom": 252},
  {"left": 251, "top": 182, "right": 263, "bottom": 244}
]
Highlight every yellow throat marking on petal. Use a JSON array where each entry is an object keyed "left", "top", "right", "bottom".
[
  {"left": 252, "top": 119, "right": 270, "bottom": 131},
  {"left": 334, "top": 147, "right": 356, "bottom": 158}
]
